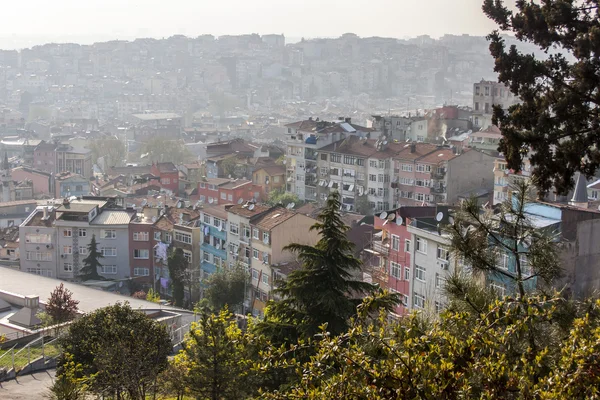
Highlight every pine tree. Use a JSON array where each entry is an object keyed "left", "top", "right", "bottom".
[
  {"left": 483, "top": 0, "right": 600, "bottom": 195},
  {"left": 257, "top": 191, "right": 397, "bottom": 341},
  {"left": 79, "top": 234, "right": 103, "bottom": 281}
]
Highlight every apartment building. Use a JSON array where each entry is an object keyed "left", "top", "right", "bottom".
[
  {"left": 370, "top": 206, "right": 441, "bottom": 316},
  {"left": 468, "top": 125, "right": 502, "bottom": 155},
  {"left": 199, "top": 204, "right": 228, "bottom": 281},
  {"left": 316, "top": 136, "right": 403, "bottom": 213},
  {"left": 472, "top": 79, "right": 520, "bottom": 129},
  {"left": 54, "top": 172, "right": 90, "bottom": 198},
  {"left": 285, "top": 117, "right": 372, "bottom": 201},
  {"left": 393, "top": 144, "right": 495, "bottom": 207},
  {"left": 55, "top": 144, "right": 93, "bottom": 178},
  {"left": 20, "top": 197, "right": 135, "bottom": 280},
  {"left": 248, "top": 206, "right": 319, "bottom": 316},
  {"left": 196, "top": 177, "right": 257, "bottom": 205},
  {"left": 252, "top": 165, "right": 286, "bottom": 200},
  {"left": 493, "top": 156, "right": 533, "bottom": 205},
  {"left": 407, "top": 215, "right": 456, "bottom": 314},
  {"left": 129, "top": 214, "right": 155, "bottom": 285}
]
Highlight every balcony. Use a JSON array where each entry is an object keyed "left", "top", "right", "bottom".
[
  {"left": 432, "top": 170, "right": 446, "bottom": 179},
  {"left": 431, "top": 185, "right": 446, "bottom": 194},
  {"left": 372, "top": 240, "right": 389, "bottom": 256}
]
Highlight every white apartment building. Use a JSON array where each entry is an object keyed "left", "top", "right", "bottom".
[
  {"left": 472, "top": 79, "right": 520, "bottom": 129},
  {"left": 285, "top": 118, "right": 373, "bottom": 201}
]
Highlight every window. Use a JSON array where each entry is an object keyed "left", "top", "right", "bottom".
[
  {"left": 78, "top": 229, "right": 87, "bottom": 237},
  {"left": 369, "top": 174, "right": 377, "bottom": 182},
  {"left": 102, "top": 230, "right": 116, "bottom": 239},
  {"left": 378, "top": 174, "right": 384, "bottom": 183},
  {"left": 203, "top": 214, "right": 211, "bottom": 224},
  {"left": 390, "top": 262, "right": 401, "bottom": 279},
  {"left": 413, "top": 293, "right": 425, "bottom": 309},
  {"left": 63, "top": 228, "right": 72, "bottom": 237},
  {"left": 320, "top": 153, "right": 328, "bottom": 161},
  {"left": 357, "top": 172, "right": 365, "bottom": 181},
  {"left": 252, "top": 269, "right": 259, "bottom": 281},
  {"left": 175, "top": 231, "right": 192, "bottom": 244},
  {"left": 485, "top": 86, "right": 490, "bottom": 95},
  {"left": 401, "top": 164, "right": 413, "bottom": 172},
  {"left": 134, "top": 268, "right": 150, "bottom": 276},
  {"left": 331, "top": 154, "right": 342, "bottom": 163},
  {"left": 435, "top": 301, "right": 443, "bottom": 314},
  {"left": 263, "top": 232, "right": 270, "bottom": 244},
  {"left": 133, "top": 232, "right": 149, "bottom": 241},
  {"left": 213, "top": 218, "right": 223, "bottom": 229},
  {"left": 75, "top": 185, "right": 83, "bottom": 192},
  {"left": 25, "top": 233, "right": 51, "bottom": 243},
  {"left": 437, "top": 246, "right": 450, "bottom": 261},
  {"left": 391, "top": 235, "right": 400, "bottom": 251},
  {"left": 475, "top": 102, "right": 479, "bottom": 111},
  {"left": 63, "top": 263, "right": 73, "bottom": 272},
  {"left": 377, "top": 188, "right": 384, "bottom": 197},
  {"left": 320, "top": 167, "right": 329, "bottom": 176},
  {"left": 416, "top": 237, "right": 428, "bottom": 254},
  {"left": 26, "top": 252, "right": 52, "bottom": 261},
  {"left": 262, "top": 273, "right": 270, "bottom": 285},
  {"left": 154, "top": 232, "right": 161, "bottom": 241},
  {"left": 405, "top": 239, "right": 411, "bottom": 252},
  {"left": 253, "top": 249, "right": 259, "bottom": 259},
  {"left": 490, "top": 282, "right": 506, "bottom": 297},
  {"left": 101, "top": 247, "right": 117, "bottom": 257},
  {"left": 200, "top": 183, "right": 206, "bottom": 188},
  {"left": 101, "top": 265, "right": 117, "bottom": 274},
  {"left": 401, "top": 294, "right": 409, "bottom": 307},
  {"left": 229, "top": 222, "right": 239, "bottom": 235},
  {"left": 415, "top": 265, "right": 426, "bottom": 282},
  {"left": 183, "top": 251, "right": 192, "bottom": 263},
  {"left": 78, "top": 246, "right": 88, "bottom": 255},
  {"left": 165, "top": 233, "right": 172, "bottom": 243},
  {"left": 404, "top": 266, "right": 410, "bottom": 281},
  {"left": 519, "top": 254, "right": 530, "bottom": 276},
  {"left": 369, "top": 160, "right": 378, "bottom": 168},
  {"left": 262, "top": 252, "right": 269, "bottom": 264},
  {"left": 499, "top": 252, "right": 509, "bottom": 271},
  {"left": 134, "top": 249, "right": 149, "bottom": 259},
  {"left": 221, "top": 192, "right": 226, "bottom": 200},
  {"left": 416, "top": 164, "right": 432, "bottom": 173},
  {"left": 343, "top": 155, "right": 356, "bottom": 165},
  {"left": 252, "top": 228, "right": 259, "bottom": 240},
  {"left": 63, "top": 245, "right": 72, "bottom": 255},
  {"left": 203, "top": 251, "right": 211, "bottom": 262},
  {"left": 228, "top": 194, "right": 233, "bottom": 201},
  {"left": 356, "top": 158, "right": 365, "bottom": 166},
  {"left": 435, "top": 273, "right": 444, "bottom": 289}
]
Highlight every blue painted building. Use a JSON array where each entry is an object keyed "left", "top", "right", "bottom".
[
  {"left": 199, "top": 204, "right": 229, "bottom": 281},
  {"left": 55, "top": 172, "right": 90, "bottom": 198}
]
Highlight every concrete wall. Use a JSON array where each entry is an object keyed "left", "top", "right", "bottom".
[
  {"left": 446, "top": 149, "right": 495, "bottom": 204},
  {"left": 567, "top": 218, "right": 600, "bottom": 297}
]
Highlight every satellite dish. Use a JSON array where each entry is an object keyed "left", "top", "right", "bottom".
[
  {"left": 448, "top": 216, "right": 455, "bottom": 224},
  {"left": 151, "top": 216, "right": 157, "bottom": 223},
  {"left": 387, "top": 212, "right": 396, "bottom": 221},
  {"left": 215, "top": 243, "right": 220, "bottom": 249},
  {"left": 396, "top": 216, "right": 403, "bottom": 226},
  {"left": 209, "top": 198, "right": 214, "bottom": 204},
  {"left": 436, "top": 212, "right": 444, "bottom": 222},
  {"left": 289, "top": 202, "right": 295, "bottom": 209},
  {"left": 177, "top": 201, "right": 183, "bottom": 209},
  {"left": 248, "top": 204, "right": 255, "bottom": 211},
  {"left": 141, "top": 199, "right": 148, "bottom": 207},
  {"left": 237, "top": 198, "right": 244, "bottom": 205},
  {"left": 379, "top": 211, "right": 388, "bottom": 220}
]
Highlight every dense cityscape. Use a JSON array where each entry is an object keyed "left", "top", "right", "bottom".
[{"left": 1, "top": 0, "right": 600, "bottom": 398}]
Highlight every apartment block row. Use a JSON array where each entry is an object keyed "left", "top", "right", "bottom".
[
  {"left": 19, "top": 195, "right": 319, "bottom": 316},
  {"left": 285, "top": 117, "right": 496, "bottom": 213}
]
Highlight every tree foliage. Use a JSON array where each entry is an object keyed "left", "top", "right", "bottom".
[
  {"left": 266, "top": 188, "right": 302, "bottom": 208},
  {"left": 256, "top": 191, "right": 397, "bottom": 342},
  {"left": 79, "top": 234, "right": 103, "bottom": 281},
  {"left": 89, "top": 138, "right": 126, "bottom": 169},
  {"left": 483, "top": 0, "right": 600, "bottom": 195},
  {"left": 140, "top": 137, "right": 194, "bottom": 164},
  {"left": 45, "top": 283, "right": 79, "bottom": 326},
  {"left": 47, "top": 353, "right": 91, "bottom": 400},
  {"left": 176, "top": 308, "right": 254, "bottom": 400},
  {"left": 145, "top": 288, "right": 160, "bottom": 303},
  {"left": 168, "top": 248, "right": 188, "bottom": 308},
  {"left": 204, "top": 264, "right": 249, "bottom": 312},
  {"left": 59, "top": 302, "right": 171, "bottom": 400}
]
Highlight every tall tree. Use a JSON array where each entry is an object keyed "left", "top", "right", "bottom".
[
  {"left": 59, "top": 302, "right": 171, "bottom": 400},
  {"left": 257, "top": 191, "right": 397, "bottom": 342},
  {"left": 483, "top": 0, "right": 600, "bottom": 195},
  {"left": 79, "top": 234, "right": 103, "bottom": 281},
  {"left": 168, "top": 248, "right": 188, "bottom": 308},
  {"left": 45, "top": 283, "right": 79, "bottom": 326},
  {"left": 177, "top": 308, "right": 253, "bottom": 400},
  {"left": 204, "top": 264, "right": 249, "bottom": 312}
]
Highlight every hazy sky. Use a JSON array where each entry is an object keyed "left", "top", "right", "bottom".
[{"left": 0, "top": 0, "right": 498, "bottom": 46}]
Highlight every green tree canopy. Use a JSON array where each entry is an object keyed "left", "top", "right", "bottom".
[
  {"left": 59, "top": 302, "right": 171, "bottom": 400},
  {"left": 78, "top": 234, "right": 102, "bottom": 281},
  {"left": 204, "top": 264, "right": 249, "bottom": 313},
  {"left": 45, "top": 283, "right": 79, "bottom": 326},
  {"left": 256, "top": 191, "right": 398, "bottom": 342},
  {"left": 177, "top": 308, "right": 254, "bottom": 400},
  {"left": 483, "top": 0, "right": 600, "bottom": 195},
  {"left": 140, "top": 137, "right": 194, "bottom": 164},
  {"left": 168, "top": 248, "right": 188, "bottom": 308},
  {"left": 266, "top": 188, "right": 302, "bottom": 208},
  {"left": 89, "top": 138, "right": 126, "bottom": 169}
]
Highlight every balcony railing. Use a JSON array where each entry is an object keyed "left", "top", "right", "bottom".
[
  {"left": 432, "top": 170, "right": 446, "bottom": 179},
  {"left": 431, "top": 186, "right": 446, "bottom": 194},
  {"left": 372, "top": 240, "right": 389, "bottom": 256}
]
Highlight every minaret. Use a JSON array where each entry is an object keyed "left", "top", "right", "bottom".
[
  {"left": 1, "top": 152, "right": 11, "bottom": 202},
  {"left": 569, "top": 172, "right": 589, "bottom": 209}
]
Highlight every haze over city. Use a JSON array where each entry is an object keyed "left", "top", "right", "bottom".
[{"left": 0, "top": 0, "right": 500, "bottom": 48}]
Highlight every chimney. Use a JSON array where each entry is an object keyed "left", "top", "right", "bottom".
[
  {"left": 42, "top": 206, "right": 48, "bottom": 220},
  {"left": 24, "top": 296, "right": 39, "bottom": 309},
  {"left": 410, "top": 143, "right": 416, "bottom": 153}
]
